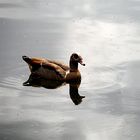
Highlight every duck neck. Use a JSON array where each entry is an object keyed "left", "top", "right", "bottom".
[{"left": 70, "top": 61, "right": 78, "bottom": 72}]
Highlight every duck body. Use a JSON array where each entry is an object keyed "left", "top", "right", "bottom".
[{"left": 22, "top": 53, "right": 85, "bottom": 82}]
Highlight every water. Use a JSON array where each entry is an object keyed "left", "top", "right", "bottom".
[{"left": 0, "top": 0, "right": 140, "bottom": 140}]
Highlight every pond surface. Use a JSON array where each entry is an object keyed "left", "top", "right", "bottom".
[{"left": 0, "top": 0, "right": 140, "bottom": 140}]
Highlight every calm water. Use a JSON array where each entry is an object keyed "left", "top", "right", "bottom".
[{"left": 0, "top": 0, "right": 140, "bottom": 140}]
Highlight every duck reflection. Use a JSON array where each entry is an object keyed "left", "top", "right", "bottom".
[
  {"left": 23, "top": 74, "right": 85, "bottom": 105},
  {"left": 69, "top": 81, "right": 85, "bottom": 105}
]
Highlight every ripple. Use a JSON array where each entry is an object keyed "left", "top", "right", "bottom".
[
  {"left": 82, "top": 65, "right": 119, "bottom": 94},
  {"left": 0, "top": 76, "right": 24, "bottom": 91},
  {"left": 0, "top": 64, "right": 31, "bottom": 91}
]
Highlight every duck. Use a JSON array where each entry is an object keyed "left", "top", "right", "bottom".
[{"left": 22, "top": 53, "right": 85, "bottom": 82}]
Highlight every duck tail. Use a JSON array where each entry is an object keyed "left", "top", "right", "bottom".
[{"left": 22, "top": 56, "right": 31, "bottom": 64}]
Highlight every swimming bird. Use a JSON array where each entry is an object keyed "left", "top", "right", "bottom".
[{"left": 22, "top": 53, "right": 85, "bottom": 82}]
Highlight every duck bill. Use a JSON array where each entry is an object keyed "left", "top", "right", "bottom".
[{"left": 79, "top": 60, "right": 85, "bottom": 66}]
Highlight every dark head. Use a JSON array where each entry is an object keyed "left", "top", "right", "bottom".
[{"left": 70, "top": 53, "right": 85, "bottom": 70}]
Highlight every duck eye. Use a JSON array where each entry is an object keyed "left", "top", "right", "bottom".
[{"left": 73, "top": 54, "right": 79, "bottom": 59}]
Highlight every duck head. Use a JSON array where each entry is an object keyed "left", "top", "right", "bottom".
[{"left": 70, "top": 53, "right": 85, "bottom": 70}]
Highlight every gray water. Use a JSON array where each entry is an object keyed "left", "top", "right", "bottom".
[{"left": 0, "top": 0, "right": 140, "bottom": 140}]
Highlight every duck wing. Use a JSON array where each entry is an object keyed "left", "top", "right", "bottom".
[
  {"left": 22, "top": 56, "right": 67, "bottom": 78},
  {"left": 48, "top": 60, "right": 69, "bottom": 71},
  {"left": 41, "top": 61, "right": 66, "bottom": 78}
]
